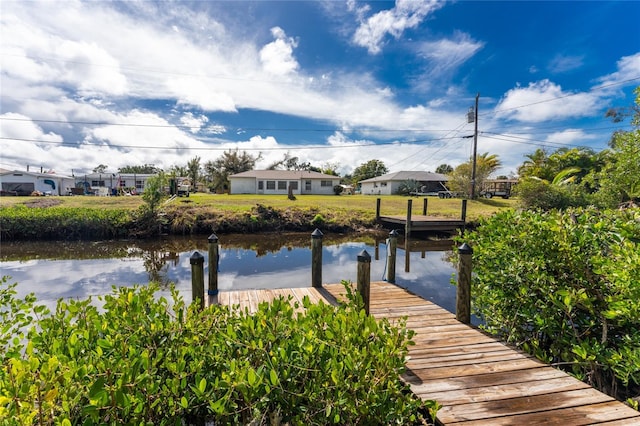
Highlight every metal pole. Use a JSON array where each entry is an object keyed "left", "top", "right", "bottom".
[{"left": 471, "top": 93, "right": 479, "bottom": 199}]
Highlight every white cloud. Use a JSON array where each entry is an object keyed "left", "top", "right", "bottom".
[
  {"left": 494, "top": 80, "right": 601, "bottom": 122},
  {"left": 353, "top": 0, "right": 444, "bottom": 54},
  {"left": 547, "top": 54, "right": 584, "bottom": 74},
  {"left": 180, "top": 112, "right": 209, "bottom": 134},
  {"left": 0, "top": 113, "right": 63, "bottom": 143},
  {"left": 595, "top": 52, "right": 640, "bottom": 88},
  {"left": 259, "top": 27, "right": 299, "bottom": 76},
  {"left": 417, "top": 32, "right": 484, "bottom": 78},
  {"left": 545, "top": 129, "right": 595, "bottom": 145}
]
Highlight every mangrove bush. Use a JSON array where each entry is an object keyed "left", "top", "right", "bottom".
[
  {"left": 0, "top": 280, "right": 438, "bottom": 425},
  {"left": 457, "top": 208, "right": 640, "bottom": 405}
]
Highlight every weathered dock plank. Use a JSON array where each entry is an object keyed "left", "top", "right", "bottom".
[{"left": 215, "top": 282, "right": 640, "bottom": 425}]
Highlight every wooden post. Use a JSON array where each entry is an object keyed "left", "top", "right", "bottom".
[
  {"left": 357, "top": 250, "right": 371, "bottom": 315},
  {"left": 311, "top": 228, "right": 323, "bottom": 288},
  {"left": 461, "top": 199, "right": 468, "bottom": 222},
  {"left": 375, "top": 198, "right": 381, "bottom": 221},
  {"left": 456, "top": 243, "right": 473, "bottom": 324},
  {"left": 387, "top": 229, "right": 398, "bottom": 284},
  {"left": 207, "top": 233, "right": 219, "bottom": 297},
  {"left": 422, "top": 198, "right": 428, "bottom": 216},
  {"left": 405, "top": 236, "right": 411, "bottom": 273},
  {"left": 405, "top": 199, "right": 413, "bottom": 237},
  {"left": 190, "top": 251, "right": 205, "bottom": 311}
]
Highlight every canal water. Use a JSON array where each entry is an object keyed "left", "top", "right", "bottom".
[{"left": 0, "top": 233, "right": 458, "bottom": 314}]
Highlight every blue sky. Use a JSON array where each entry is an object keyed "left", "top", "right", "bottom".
[{"left": 1, "top": 0, "right": 639, "bottom": 177}]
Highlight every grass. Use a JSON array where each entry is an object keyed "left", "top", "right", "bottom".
[{"left": 1, "top": 193, "right": 517, "bottom": 222}]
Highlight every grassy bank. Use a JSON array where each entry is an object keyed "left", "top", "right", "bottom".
[{"left": 0, "top": 194, "right": 517, "bottom": 240}]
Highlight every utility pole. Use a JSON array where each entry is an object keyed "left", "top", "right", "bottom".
[{"left": 470, "top": 93, "right": 479, "bottom": 199}]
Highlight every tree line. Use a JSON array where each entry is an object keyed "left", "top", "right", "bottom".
[{"left": 90, "top": 87, "right": 639, "bottom": 207}]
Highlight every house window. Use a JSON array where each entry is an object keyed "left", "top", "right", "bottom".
[
  {"left": 278, "top": 181, "right": 287, "bottom": 190},
  {"left": 320, "top": 180, "right": 332, "bottom": 187},
  {"left": 266, "top": 181, "right": 276, "bottom": 190},
  {"left": 305, "top": 180, "right": 311, "bottom": 191},
  {"left": 258, "top": 181, "right": 264, "bottom": 190},
  {"left": 381, "top": 182, "right": 387, "bottom": 187},
  {"left": 289, "top": 181, "right": 298, "bottom": 190},
  {"left": 91, "top": 180, "right": 105, "bottom": 187},
  {"left": 136, "top": 180, "right": 144, "bottom": 190}
]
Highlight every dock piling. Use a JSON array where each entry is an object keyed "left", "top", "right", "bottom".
[
  {"left": 422, "top": 198, "right": 428, "bottom": 216},
  {"left": 387, "top": 229, "right": 398, "bottom": 284},
  {"left": 311, "top": 229, "right": 323, "bottom": 288},
  {"left": 405, "top": 199, "right": 413, "bottom": 237},
  {"left": 190, "top": 251, "right": 205, "bottom": 311},
  {"left": 456, "top": 242, "right": 473, "bottom": 324},
  {"left": 207, "top": 233, "right": 219, "bottom": 297},
  {"left": 357, "top": 250, "right": 371, "bottom": 315}
]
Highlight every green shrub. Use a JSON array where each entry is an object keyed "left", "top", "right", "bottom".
[
  {"left": 456, "top": 208, "right": 640, "bottom": 403},
  {"left": 0, "top": 280, "right": 436, "bottom": 425},
  {"left": 311, "top": 213, "right": 325, "bottom": 227},
  {"left": 515, "top": 178, "right": 590, "bottom": 210},
  {"left": 0, "top": 205, "right": 131, "bottom": 240}
]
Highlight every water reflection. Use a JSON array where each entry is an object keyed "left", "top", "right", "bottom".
[{"left": 0, "top": 233, "right": 458, "bottom": 314}]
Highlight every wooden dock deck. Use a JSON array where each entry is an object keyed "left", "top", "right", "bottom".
[
  {"left": 378, "top": 214, "right": 466, "bottom": 233},
  {"left": 375, "top": 197, "right": 467, "bottom": 235},
  {"left": 216, "top": 282, "right": 640, "bottom": 425}
]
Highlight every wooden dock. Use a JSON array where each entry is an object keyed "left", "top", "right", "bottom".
[
  {"left": 376, "top": 197, "right": 467, "bottom": 235},
  {"left": 215, "top": 282, "right": 640, "bottom": 425}
]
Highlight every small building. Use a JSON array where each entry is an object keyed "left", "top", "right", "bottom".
[
  {"left": 0, "top": 169, "right": 76, "bottom": 196},
  {"left": 229, "top": 170, "right": 341, "bottom": 195},
  {"left": 359, "top": 171, "right": 449, "bottom": 196},
  {"left": 74, "top": 173, "right": 155, "bottom": 195}
]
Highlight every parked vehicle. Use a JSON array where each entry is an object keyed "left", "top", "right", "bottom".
[{"left": 480, "top": 179, "right": 518, "bottom": 199}]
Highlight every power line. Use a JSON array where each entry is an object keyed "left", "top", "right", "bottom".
[
  {"left": 0, "top": 134, "right": 468, "bottom": 151},
  {"left": 481, "top": 132, "right": 602, "bottom": 150}
]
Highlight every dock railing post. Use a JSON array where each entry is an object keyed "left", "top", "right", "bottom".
[
  {"left": 405, "top": 199, "right": 413, "bottom": 237},
  {"left": 461, "top": 199, "right": 468, "bottom": 222},
  {"left": 357, "top": 250, "right": 371, "bottom": 315},
  {"left": 207, "top": 233, "right": 219, "bottom": 298},
  {"left": 456, "top": 243, "right": 473, "bottom": 324},
  {"left": 375, "top": 198, "right": 381, "bottom": 221},
  {"left": 387, "top": 229, "right": 398, "bottom": 284},
  {"left": 190, "top": 251, "right": 205, "bottom": 311},
  {"left": 422, "top": 198, "right": 428, "bottom": 216},
  {"left": 311, "top": 229, "right": 323, "bottom": 288}
]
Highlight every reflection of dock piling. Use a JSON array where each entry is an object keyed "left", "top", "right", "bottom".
[
  {"left": 376, "top": 198, "right": 466, "bottom": 236},
  {"left": 187, "top": 232, "right": 640, "bottom": 425}
]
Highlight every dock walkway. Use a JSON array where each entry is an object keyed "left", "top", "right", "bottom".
[{"left": 216, "top": 282, "right": 640, "bottom": 425}]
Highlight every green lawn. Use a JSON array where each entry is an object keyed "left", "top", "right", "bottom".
[{"left": 0, "top": 193, "right": 517, "bottom": 222}]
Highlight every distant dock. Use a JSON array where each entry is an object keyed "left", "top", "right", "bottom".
[{"left": 376, "top": 197, "right": 467, "bottom": 235}]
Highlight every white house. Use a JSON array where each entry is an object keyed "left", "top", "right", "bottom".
[
  {"left": 74, "top": 173, "right": 155, "bottom": 195},
  {"left": 229, "top": 170, "right": 341, "bottom": 195},
  {"left": 0, "top": 170, "right": 76, "bottom": 196},
  {"left": 359, "top": 171, "right": 449, "bottom": 195}
]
